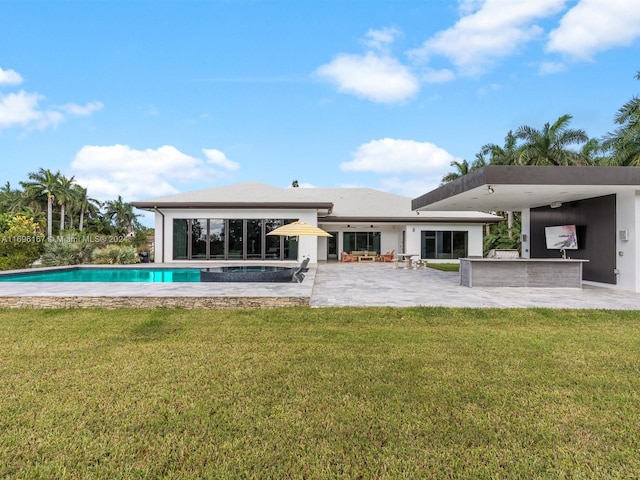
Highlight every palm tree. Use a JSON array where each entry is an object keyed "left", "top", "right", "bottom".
[
  {"left": 104, "top": 195, "right": 141, "bottom": 234},
  {"left": 20, "top": 168, "right": 61, "bottom": 238},
  {"left": 481, "top": 130, "right": 520, "bottom": 165},
  {"left": 55, "top": 174, "right": 76, "bottom": 231},
  {"left": 515, "top": 114, "right": 588, "bottom": 166},
  {"left": 602, "top": 71, "right": 640, "bottom": 166},
  {"left": 0, "top": 182, "right": 26, "bottom": 214},
  {"left": 441, "top": 159, "right": 471, "bottom": 184},
  {"left": 72, "top": 185, "right": 101, "bottom": 232}
]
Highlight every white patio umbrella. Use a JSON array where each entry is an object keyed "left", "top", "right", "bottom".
[{"left": 266, "top": 221, "right": 332, "bottom": 238}]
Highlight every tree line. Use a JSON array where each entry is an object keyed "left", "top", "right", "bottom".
[
  {"left": 442, "top": 71, "right": 640, "bottom": 183},
  {"left": 0, "top": 168, "right": 142, "bottom": 238}
]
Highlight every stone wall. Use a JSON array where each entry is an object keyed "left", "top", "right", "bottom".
[{"left": 0, "top": 296, "right": 309, "bottom": 309}]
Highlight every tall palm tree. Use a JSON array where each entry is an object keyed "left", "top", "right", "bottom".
[
  {"left": 20, "top": 168, "right": 61, "bottom": 238},
  {"left": 602, "top": 71, "right": 640, "bottom": 166},
  {"left": 515, "top": 114, "right": 588, "bottom": 166},
  {"left": 72, "top": 185, "right": 101, "bottom": 232},
  {"left": 104, "top": 195, "right": 141, "bottom": 234},
  {"left": 55, "top": 174, "right": 76, "bottom": 231}
]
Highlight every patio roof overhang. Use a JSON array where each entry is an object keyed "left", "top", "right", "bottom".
[
  {"left": 412, "top": 166, "right": 640, "bottom": 212},
  {"left": 131, "top": 201, "right": 334, "bottom": 215}
]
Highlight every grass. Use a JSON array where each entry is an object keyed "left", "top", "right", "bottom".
[
  {"left": 1, "top": 307, "right": 640, "bottom": 478},
  {"left": 427, "top": 262, "right": 460, "bottom": 272}
]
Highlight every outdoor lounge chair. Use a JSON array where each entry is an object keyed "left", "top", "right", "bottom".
[
  {"left": 292, "top": 257, "right": 310, "bottom": 282},
  {"left": 380, "top": 250, "right": 395, "bottom": 262},
  {"left": 341, "top": 252, "right": 354, "bottom": 262}
]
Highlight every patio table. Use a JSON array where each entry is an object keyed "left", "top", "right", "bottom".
[{"left": 395, "top": 253, "right": 418, "bottom": 269}]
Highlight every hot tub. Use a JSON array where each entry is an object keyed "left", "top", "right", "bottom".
[{"left": 200, "top": 266, "right": 297, "bottom": 283}]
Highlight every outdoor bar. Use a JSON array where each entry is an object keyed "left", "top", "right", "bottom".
[{"left": 460, "top": 258, "right": 588, "bottom": 288}]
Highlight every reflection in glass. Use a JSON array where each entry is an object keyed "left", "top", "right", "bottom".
[
  {"left": 172, "top": 219, "right": 188, "bottom": 260},
  {"left": 246, "top": 219, "right": 262, "bottom": 259},
  {"left": 228, "top": 219, "right": 244, "bottom": 259},
  {"left": 265, "top": 219, "right": 283, "bottom": 260},
  {"left": 191, "top": 219, "right": 208, "bottom": 259},
  {"left": 209, "top": 219, "right": 225, "bottom": 259}
]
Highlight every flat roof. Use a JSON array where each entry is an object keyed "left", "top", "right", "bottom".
[{"left": 412, "top": 166, "right": 640, "bottom": 211}]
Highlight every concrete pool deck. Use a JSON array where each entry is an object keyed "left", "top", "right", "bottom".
[{"left": 0, "top": 262, "right": 639, "bottom": 309}]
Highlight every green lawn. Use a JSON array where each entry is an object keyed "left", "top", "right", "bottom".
[{"left": 1, "top": 307, "right": 640, "bottom": 479}]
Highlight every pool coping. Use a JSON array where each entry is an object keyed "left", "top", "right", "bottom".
[{"left": 0, "top": 262, "right": 314, "bottom": 309}]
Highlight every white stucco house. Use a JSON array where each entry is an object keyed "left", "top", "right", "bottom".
[{"left": 132, "top": 182, "right": 501, "bottom": 264}]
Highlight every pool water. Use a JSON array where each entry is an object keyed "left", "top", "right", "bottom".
[{"left": 0, "top": 268, "right": 201, "bottom": 283}]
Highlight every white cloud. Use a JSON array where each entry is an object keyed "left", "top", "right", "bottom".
[
  {"left": 379, "top": 176, "right": 443, "bottom": 199},
  {"left": 0, "top": 67, "right": 23, "bottom": 85},
  {"left": 203, "top": 148, "right": 240, "bottom": 170},
  {"left": 340, "top": 138, "right": 458, "bottom": 174},
  {"left": 316, "top": 52, "right": 419, "bottom": 104},
  {"left": 547, "top": 0, "right": 640, "bottom": 59},
  {"left": 70, "top": 144, "right": 238, "bottom": 201},
  {"left": 423, "top": 68, "right": 456, "bottom": 83},
  {"left": 410, "top": 0, "right": 567, "bottom": 76},
  {"left": 0, "top": 90, "right": 64, "bottom": 129},
  {"left": 363, "top": 27, "right": 401, "bottom": 53},
  {"left": 58, "top": 101, "right": 104, "bottom": 116},
  {"left": 537, "top": 61, "right": 567, "bottom": 75}
]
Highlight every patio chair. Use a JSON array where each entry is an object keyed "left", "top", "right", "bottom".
[
  {"left": 292, "top": 258, "right": 310, "bottom": 283},
  {"left": 380, "top": 250, "right": 395, "bottom": 262},
  {"left": 341, "top": 252, "right": 354, "bottom": 262}
]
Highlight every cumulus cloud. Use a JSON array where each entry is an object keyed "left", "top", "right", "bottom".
[
  {"left": 547, "top": 0, "right": 640, "bottom": 59},
  {"left": 58, "top": 101, "right": 104, "bottom": 116},
  {"left": 409, "top": 0, "right": 566, "bottom": 76},
  {"left": 316, "top": 27, "right": 419, "bottom": 104},
  {"left": 70, "top": 144, "right": 239, "bottom": 200},
  {"left": 316, "top": 52, "right": 419, "bottom": 104},
  {"left": 203, "top": 148, "right": 240, "bottom": 170},
  {"left": 0, "top": 91, "right": 64, "bottom": 129},
  {"left": 340, "top": 138, "right": 458, "bottom": 174},
  {"left": 0, "top": 67, "right": 103, "bottom": 130},
  {"left": 0, "top": 67, "right": 23, "bottom": 85}
]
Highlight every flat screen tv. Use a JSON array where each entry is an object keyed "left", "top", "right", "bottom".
[{"left": 545, "top": 225, "right": 578, "bottom": 250}]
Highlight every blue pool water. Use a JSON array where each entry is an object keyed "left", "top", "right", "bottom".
[{"left": 0, "top": 268, "right": 201, "bottom": 283}]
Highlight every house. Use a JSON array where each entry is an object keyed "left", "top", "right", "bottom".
[
  {"left": 132, "top": 182, "right": 501, "bottom": 264},
  {"left": 412, "top": 165, "right": 640, "bottom": 292}
]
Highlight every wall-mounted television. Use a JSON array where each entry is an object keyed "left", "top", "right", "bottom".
[{"left": 545, "top": 225, "right": 578, "bottom": 250}]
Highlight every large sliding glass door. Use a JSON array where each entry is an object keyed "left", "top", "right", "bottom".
[
  {"left": 343, "top": 231, "right": 381, "bottom": 253},
  {"left": 421, "top": 230, "right": 468, "bottom": 259},
  {"left": 172, "top": 218, "right": 299, "bottom": 261}
]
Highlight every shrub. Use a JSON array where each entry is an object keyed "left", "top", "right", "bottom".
[
  {"left": 41, "top": 236, "right": 95, "bottom": 267},
  {"left": 92, "top": 244, "right": 137, "bottom": 264},
  {"left": 0, "top": 216, "right": 45, "bottom": 270}
]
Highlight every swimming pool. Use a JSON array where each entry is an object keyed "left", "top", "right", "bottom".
[
  {"left": 0, "top": 268, "right": 200, "bottom": 283},
  {"left": 0, "top": 266, "right": 301, "bottom": 283}
]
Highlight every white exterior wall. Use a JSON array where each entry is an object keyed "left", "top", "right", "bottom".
[
  {"left": 405, "top": 223, "right": 485, "bottom": 262},
  {"left": 155, "top": 208, "right": 319, "bottom": 264},
  {"left": 613, "top": 191, "right": 640, "bottom": 292}
]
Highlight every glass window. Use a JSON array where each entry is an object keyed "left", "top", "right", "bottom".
[
  {"left": 342, "top": 231, "right": 380, "bottom": 252},
  {"left": 246, "top": 219, "right": 263, "bottom": 259},
  {"left": 421, "top": 230, "right": 468, "bottom": 259},
  {"left": 191, "top": 219, "right": 208, "bottom": 259},
  {"left": 172, "top": 219, "right": 188, "bottom": 260},
  {"left": 228, "top": 219, "right": 244, "bottom": 260},
  {"left": 209, "top": 219, "right": 225, "bottom": 259},
  {"left": 265, "top": 219, "right": 283, "bottom": 260}
]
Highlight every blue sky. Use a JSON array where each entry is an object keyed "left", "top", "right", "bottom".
[{"left": 1, "top": 0, "right": 640, "bottom": 208}]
